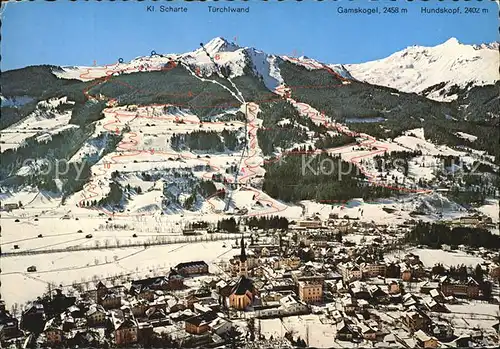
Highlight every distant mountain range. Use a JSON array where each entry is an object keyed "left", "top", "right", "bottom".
[
  {"left": 49, "top": 36, "right": 498, "bottom": 103},
  {"left": 347, "top": 37, "right": 499, "bottom": 102},
  {"left": 1, "top": 37, "right": 498, "bottom": 209}
]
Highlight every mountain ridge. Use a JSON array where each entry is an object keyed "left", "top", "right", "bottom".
[{"left": 346, "top": 37, "right": 499, "bottom": 102}]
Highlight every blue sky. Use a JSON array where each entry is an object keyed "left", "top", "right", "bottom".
[{"left": 1, "top": 0, "right": 498, "bottom": 71}]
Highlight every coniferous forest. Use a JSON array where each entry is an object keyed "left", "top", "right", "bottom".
[{"left": 406, "top": 222, "right": 500, "bottom": 249}]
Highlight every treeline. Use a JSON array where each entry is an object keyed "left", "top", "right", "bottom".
[
  {"left": 258, "top": 127, "right": 309, "bottom": 156},
  {"left": 315, "top": 133, "right": 356, "bottom": 149},
  {"left": 257, "top": 100, "right": 328, "bottom": 156},
  {"left": 69, "top": 100, "right": 106, "bottom": 126},
  {"left": 1, "top": 103, "right": 38, "bottom": 130},
  {"left": 245, "top": 216, "right": 289, "bottom": 230},
  {"left": 98, "top": 182, "right": 124, "bottom": 207},
  {"left": 1, "top": 65, "right": 101, "bottom": 130},
  {"left": 447, "top": 187, "right": 492, "bottom": 206},
  {"left": 0, "top": 127, "right": 90, "bottom": 177},
  {"left": 89, "top": 66, "right": 270, "bottom": 119},
  {"left": 432, "top": 262, "right": 492, "bottom": 299},
  {"left": 406, "top": 222, "right": 500, "bottom": 249},
  {"left": 262, "top": 148, "right": 398, "bottom": 202},
  {"left": 12, "top": 130, "right": 122, "bottom": 198},
  {"left": 350, "top": 118, "right": 500, "bottom": 167},
  {"left": 198, "top": 180, "right": 225, "bottom": 200},
  {"left": 217, "top": 217, "right": 238, "bottom": 234},
  {"left": 279, "top": 61, "right": 456, "bottom": 122},
  {"left": 373, "top": 150, "right": 423, "bottom": 175},
  {"left": 215, "top": 111, "right": 246, "bottom": 122},
  {"left": 432, "top": 263, "right": 487, "bottom": 283},
  {"left": 171, "top": 130, "right": 238, "bottom": 152},
  {"left": 279, "top": 61, "right": 498, "bottom": 165}
]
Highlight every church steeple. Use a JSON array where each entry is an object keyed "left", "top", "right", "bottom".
[
  {"left": 240, "top": 235, "right": 247, "bottom": 263},
  {"left": 239, "top": 235, "right": 248, "bottom": 277}
]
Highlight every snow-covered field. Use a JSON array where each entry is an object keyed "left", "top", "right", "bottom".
[
  {"left": 260, "top": 314, "right": 338, "bottom": 348},
  {"left": 404, "top": 248, "right": 486, "bottom": 268},
  {"left": 1, "top": 239, "right": 236, "bottom": 308},
  {"left": 476, "top": 199, "right": 499, "bottom": 224}
]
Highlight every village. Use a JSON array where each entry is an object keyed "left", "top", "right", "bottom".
[{"left": 1, "top": 212, "right": 499, "bottom": 349}]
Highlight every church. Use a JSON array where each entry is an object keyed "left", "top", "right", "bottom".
[{"left": 228, "top": 236, "right": 256, "bottom": 310}]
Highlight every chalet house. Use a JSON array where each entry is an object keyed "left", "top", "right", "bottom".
[
  {"left": 100, "top": 293, "right": 122, "bottom": 309},
  {"left": 115, "top": 318, "right": 138, "bottom": 346},
  {"left": 145, "top": 306, "right": 168, "bottom": 323},
  {"left": 420, "top": 281, "right": 440, "bottom": 295},
  {"left": 67, "top": 330, "right": 100, "bottom": 348},
  {"left": 86, "top": 305, "right": 107, "bottom": 327},
  {"left": 359, "top": 322, "right": 377, "bottom": 340},
  {"left": 423, "top": 296, "right": 449, "bottom": 313},
  {"left": 175, "top": 261, "right": 209, "bottom": 277},
  {"left": 368, "top": 285, "right": 388, "bottom": 302},
  {"left": 67, "top": 305, "right": 84, "bottom": 319},
  {"left": 185, "top": 311, "right": 217, "bottom": 335},
  {"left": 401, "top": 264, "right": 412, "bottom": 281},
  {"left": 0, "top": 311, "right": 21, "bottom": 341},
  {"left": 185, "top": 293, "right": 216, "bottom": 310},
  {"left": 166, "top": 297, "right": 186, "bottom": 313},
  {"left": 431, "top": 322, "right": 454, "bottom": 341},
  {"left": 402, "top": 293, "right": 419, "bottom": 308},
  {"left": 51, "top": 289, "right": 77, "bottom": 314},
  {"left": 20, "top": 303, "right": 45, "bottom": 333},
  {"left": 61, "top": 314, "right": 75, "bottom": 332},
  {"left": 275, "top": 295, "right": 309, "bottom": 317},
  {"left": 336, "top": 321, "right": 360, "bottom": 341},
  {"left": 349, "top": 281, "right": 371, "bottom": 300},
  {"left": 283, "top": 257, "right": 301, "bottom": 270},
  {"left": 130, "top": 299, "right": 149, "bottom": 318},
  {"left": 340, "top": 296, "right": 358, "bottom": 315},
  {"left": 208, "top": 317, "right": 232, "bottom": 336},
  {"left": 439, "top": 277, "right": 480, "bottom": 298},
  {"left": 95, "top": 281, "right": 109, "bottom": 302},
  {"left": 43, "top": 318, "right": 64, "bottom": 346},
  {"left": 269, "top": 278, "right": 296, "bottom": 292},
  {"left": 386, "top": 263, "right": 401, "bottom": 278},
  {"left": 414, "top": 329, "right": 438, "bottom": 348},
  {"left": 429, "top": 289, "right": 445, "bottom": 302},
  {"left": 130, "top": 273, "right": 184, "bottom": 299},
  {"left": 403, "top": 307, "right": 432, "bottom": 332},
  {"left": 255, "top": 296, "right": 309, "bottom": 319},
  {"left": 388, "top": 280, "right": 401, "bottom": 294}
]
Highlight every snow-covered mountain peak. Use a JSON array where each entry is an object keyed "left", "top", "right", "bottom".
[
  {"left": 198, "top": 37, "right": 240, "bottom": 55},
  {"left": 441, "top": 37, "right": 460, "bottom": 46},
  {"left": 347, "top": 38, "right": 499, "bottom": 102}
]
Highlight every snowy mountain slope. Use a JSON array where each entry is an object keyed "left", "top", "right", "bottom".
[
  {"left": 3, "top": 37, "right": 499, "bottom": 222},
  {"left": 346, "top": 38, "right": 499, "bottom": 101},
  {"left": 53, "top": 37, "right": 287, "bottom": 92},
  {"left": 282, "top": 55, "right": 353, "bottom": 80},
  {"left": 52, "top": 37, "right": 354, "bottom": 94},
  {"left": 0, "top": 97, "right": 76, "bottom": 153}
]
